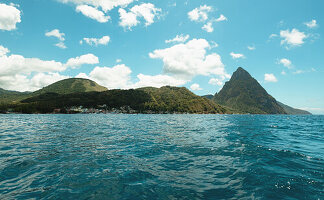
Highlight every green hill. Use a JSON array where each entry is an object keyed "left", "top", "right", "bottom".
[
  {"left": 6, "top": 86, "right": 228, "bottom": 114},
  {"left": 277, "top": 101, "right": 311, "bottom": 115},
  {"left": 139, "top": 86, "right": 227, "bottom": 113},
  {"left": 213, "top": 67, "right": 286, "bottom": 114},
  {"left": 0, "top": 88, "right": 31, "bottom": 104},
  {"left": 0, "top": 78, "right": 108, "bottom": 104},
  {"left": 34, "top": 78, "right": 108, "bottom": 95}
]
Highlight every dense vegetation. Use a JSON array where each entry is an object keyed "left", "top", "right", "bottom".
[
  {"left": 0, "top": 83, "right": 228, "bottom": 114},
  {"left": 0, "top": 88, "right": 32, "bottom": 104},
  {"left": 0, "top": 75, "right": 310, "bottom": 114},
  {"left": 34, "top": 78, "right": 108, "bottom": 95},
  {"left": 140, "top": 86, "right": 227, "bottom": 113},
  {"left": 213, "top": 67, "right": 287, "bottom": 114}
]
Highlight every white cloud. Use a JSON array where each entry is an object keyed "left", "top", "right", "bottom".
[
  {"left": 55, "top": 42, "right": 67, "bottom": 49},
  {"left": 58, "top": 0, "right": 134, "bottom": 13},
  {"left": 208, "top": 78, "right": 223, "bottom": 86},
  {"left": 133, "top": 74, "right": 187, "bottom": 88},
  {"left": 45, "top": 29, "right": 67, "bottom": 49},
  {"left": 190, "top": 83, "right": 202, "bottom": 91},
  {"left": 80, "top": 35, "right": 110, "bottom": 46},
  {"left": 188, "top": 5, "right": 212, "bottom": 22},
  {"left": 0, "top": 3, "right": 21, "bottom": 31},
  {"left": 281, "top": 70, "right": 286, "bottom": 75},
  {"left": 0, "top": 52, "right": 99, "bottom": 76},
  {"left": 165, "top": 34, "right": 190, "bottom": 43},
  {"left": 118, "top": 3, "right": 161, "bottom": 29},
  {"left": 269, "top": 33, "right": 278, "bottom": 38},
  {"left": 215, "top": 14, "right": 227, "bottom": 22},
  {"left": 0, "top": 54, "right": 65, "bottom": 76},
  {"left": 118, "top": 8, "right": 139, "bottom": 28},
  {"left": 280, "top": 29, "right": 307, "bottom": 48},
  {"left": 293, "top": 70, "right": 304, "bottom": 74},
  {"left": 0, "top": 73, "right": 69, "bottom": 92},
  {"left": 0, "top": 46, "right": 101, "bottom": 91},
  {"left": 45, "top": 29, "right": 65, "bottom": 41},
  {"left": 76, "top": 5, "right": 110, "bottom": 23},
  {"left": 264, "top": 73, "right": 278, "bottom": 82},
  {"left": 65, "top": 53, "right": 99, "bottom": 68},
  {"left": 247, "top": 46, "right": 255, "bottom": 50},
  {"left": 230, "top": 52, "right": 245, "bottom": 59},
  {"left": 131, "top": 3, "right": 161, "bottom": 26},
  {"left": 149, "top": 38, "right": 229, "bottom": 80},
  {"left": 28, "top": 73, "right": 69, "bottom": 91},
  {"left": 116, "top": 59, "right": 122, "bottom": 63},
  {"left": 202, "top": 22, "right": 213, "bottom": 32},
  {"left": 0, "top": 45, "right": 10, "bottom": 56},
  {"left": 76, "top": 64, "right": 132, "bottom": 89},
  {"left": 304, "top": 19, "right": 318, "bottom": 28},
  {"left": 279, "top": 58, "right": 292, "bottom": 69}
]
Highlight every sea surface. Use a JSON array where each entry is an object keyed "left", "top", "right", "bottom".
[{"left": 0, "top": 114, "right": 323, "bottom": 200}]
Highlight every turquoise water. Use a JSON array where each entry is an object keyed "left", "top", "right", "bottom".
[{"left": 0, "top": 114, "right": 323, "bottom": 199}]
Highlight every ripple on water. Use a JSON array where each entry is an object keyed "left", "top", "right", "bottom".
[{"left": 0, "top": 114, "right": 323, "bottom": 199}]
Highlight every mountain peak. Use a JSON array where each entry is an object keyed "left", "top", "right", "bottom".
[
  {"left": 230, "top": 67, "right": 253, "bottom": 81},
  {"left": 214, "top": 68, "right": 286, "bottom": 114}
]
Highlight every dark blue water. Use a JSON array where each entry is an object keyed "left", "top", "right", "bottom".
[{"left": 0, "top": 114, "right": 323, "bottom": 199}]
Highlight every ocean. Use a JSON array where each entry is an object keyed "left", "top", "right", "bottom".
[{"left": 0, "top": 114, "right": 323, "bottom": 199}]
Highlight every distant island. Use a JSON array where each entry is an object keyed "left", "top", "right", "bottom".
[{"left": 0, "top": 67, "right": 310, "bottom": 115}]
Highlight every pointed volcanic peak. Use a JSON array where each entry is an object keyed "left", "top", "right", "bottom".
[
  {"left": 213, "top": 67, "right": 286, "bottom": 114},
  {"left": 34, "top": 78, "right": 108, "bottom": 95}
]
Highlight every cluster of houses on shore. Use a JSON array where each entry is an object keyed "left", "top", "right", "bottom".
[{"left": 53, "top": 105, "right": 138, "bottom": 114}]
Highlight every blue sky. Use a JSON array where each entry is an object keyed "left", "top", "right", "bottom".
[{"left": 0, "top": 0, "right": 323, "bottom": 114}]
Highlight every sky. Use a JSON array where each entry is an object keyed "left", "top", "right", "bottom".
[{"left": 0, "top": 0, "right": 323, "bottom": 114}]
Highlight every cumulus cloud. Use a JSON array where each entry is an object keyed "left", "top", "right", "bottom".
[
  {"left": 190, "top": 83, "right": 202, "bottom": 91},
  {"left": 279, "top": 58, "right": 292, "bottom": 69},
  {"left": 58, "top": 0, "right": 134, "bottom": 13},
  {"left": 133, "top": 74, "right": 187, "bottom": 88},
  {"left": 149, "top": 38, "right": 229, "bottom": 80},
  {"left": 118, "top": 8, "right": 139, "bottom": 28},
  {"left": 188, "top": 5, "right": 212, "bottom": 22},
  {"left": 0, "top": 3, "right": 21, "bottom": 31},
  {"left": 0, "top": 54, "right": 65, "bottom": 76},
  {"left": 65, "top": 53, "right": 99, "bottom": 68},
  {"left": 45, "top": 29, "right": 67, "bottom": 49},
  {"left": 264, "top": 73, "right": 278, "bottom": 82},
  {"left": 304, "top": 19, "right": 318, "bottom": 28},
  {"left": 76, "top": 64, "right": 132, "bottom": 89},
  {"left": 230, "top": 52, "right": 245, "bottom": 59},
  {"left": 45, "top": 29, "right": 65, "bottom": 41},
  {"left": 80, "top": 35, "right": 110, "bottom": 46},
  {"left": 208, "top": 78, "right": 223, "bottom": 86},
  {"left": 215, "top": 14, "right": 227, "bottom": 22},
  {"left": 119, "top": 3, "right": 161, "bottom": 29},
  {"left": 280, "top": 29, "right": 307, "bottom": 48},
  {"left": 0, "top": 46, "right": 100, "bottom": 91},
  {"left": 165, "top": 34, "right": 190, "bottom": 43},
  {"left": 0, "top": 73, "right": 69, "bottom": 92},
  {"left": 202, "top": 22, "right": 213, "bottom": 33},
  {"left": 0, "top": 45, "right": 10, "bottom": 56},
  {"left": 76, "top": 5, "right": 110, "bottom": 23}
]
